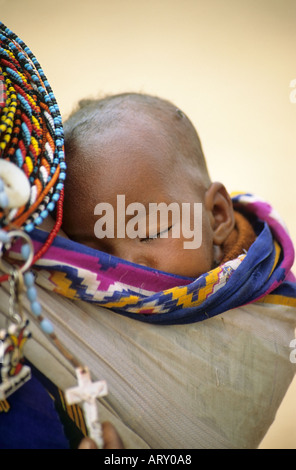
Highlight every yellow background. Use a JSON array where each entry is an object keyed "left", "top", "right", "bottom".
[{"left": 1, "top": 0, "right": 295, "bottom": 448}]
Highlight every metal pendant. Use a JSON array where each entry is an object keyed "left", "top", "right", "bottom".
[{"left": 0, "top": 320, "right": 31, "bottom": 399}]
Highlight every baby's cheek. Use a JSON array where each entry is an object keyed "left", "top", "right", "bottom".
[
  {"left": 157, "top": 239, "right": 212, "bottom": 278},
  {"left": 179, "top": 247, "right": 212, "bottom": 278}
]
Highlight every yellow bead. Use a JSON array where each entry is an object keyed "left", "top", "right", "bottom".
[
  {"left": 25, "top": 156, "right": 33, "bottom": 175},
  {"left": 32, "top": 115, "right": 41, "bottom": 130}
]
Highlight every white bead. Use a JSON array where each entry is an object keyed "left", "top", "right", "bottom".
[{"left": 0, "top": 160, "right": 30, "bottom": 208}]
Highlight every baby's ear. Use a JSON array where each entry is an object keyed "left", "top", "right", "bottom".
[{"left": 204, "top": 182, "right": 235, "bottom": 246}]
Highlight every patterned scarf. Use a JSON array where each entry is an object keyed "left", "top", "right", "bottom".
[{"left": 10, "top": 192, "right": 295, "bottom": 325}]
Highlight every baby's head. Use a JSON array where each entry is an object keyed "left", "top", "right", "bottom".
[{"left": 62, "top": 93, "right": 234, "bottom": 278}]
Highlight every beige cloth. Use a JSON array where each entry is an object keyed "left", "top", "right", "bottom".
[{"left": 0, "top": 280, "right": 295, "bottom": 449}]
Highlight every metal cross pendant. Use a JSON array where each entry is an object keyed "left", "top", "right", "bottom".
[
  {"left": 0, "top": 320, "right": 31, "bottom": 400},
  {"left": 65, "top": 366, "right": 108, "bottom": 449}
]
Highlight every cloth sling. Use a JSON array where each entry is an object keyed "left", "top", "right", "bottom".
[
  {"left": 16, "top": 192, "right": 296, "bottom": 323},
  {"left": 1, "top": 192, "right": 296, "bottom": 448}
]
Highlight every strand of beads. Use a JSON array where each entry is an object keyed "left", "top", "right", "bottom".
[
  {"left": 22, "top": 269, "right": 79, "bottom": 366},
  {"left": 21, "top": 270, "right": 80, "bottom": 367},
  {"left": 23, "top": 270, "right": 52, "bottom": 333},
  {"left": 0, "top": 228, "right": 81, "bottom": 369}
]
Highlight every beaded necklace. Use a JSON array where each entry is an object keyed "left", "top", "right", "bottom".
[
  {"left": 0, "top": 23, "right": 107, "bottom": 448},
  {"left": 0, "top": 22, "right": 65, "bottom": 232}
]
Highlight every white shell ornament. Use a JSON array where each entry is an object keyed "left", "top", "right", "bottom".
[{"left": 0, "top": 160, "right": 31, "bottom": 209}]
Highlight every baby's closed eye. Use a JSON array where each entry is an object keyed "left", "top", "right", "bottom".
[{"left": 139, "top": 225, "right": 172, "bottom": 242}]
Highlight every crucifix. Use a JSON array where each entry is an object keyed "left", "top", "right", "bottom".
[{"left": 65, "top": 366, "right": 108, "bottom": 449}]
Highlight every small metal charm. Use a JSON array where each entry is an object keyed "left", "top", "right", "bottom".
[
  {"left": 0, "top": 231, "right": 33, "bottom": 400},
  {"left": 0, "top": 320, "right": 31, "bottom": 399}
]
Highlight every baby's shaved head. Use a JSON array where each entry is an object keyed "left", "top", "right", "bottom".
[
  {"left": 60, "top": 93, "right": 234, "bottom": 277},
  {"left": 64, "top": 93, "right": 211, "bottom": 187}
]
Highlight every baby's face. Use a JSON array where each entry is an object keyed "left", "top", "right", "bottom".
[{"left": 63, "top": 115, "right": 215, "bottom": 278}]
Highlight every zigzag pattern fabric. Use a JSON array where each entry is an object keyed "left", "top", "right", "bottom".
[{"left": 17, "top": 193, "right": 296, "bottom": 325}]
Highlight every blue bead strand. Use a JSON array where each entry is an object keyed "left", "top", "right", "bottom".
[
  {"left": 23, "top": 270, "right": 54, "bottom": 334},
  {"left": 22, "top": 269, "right": 81, "bottom": 368}
]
